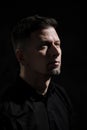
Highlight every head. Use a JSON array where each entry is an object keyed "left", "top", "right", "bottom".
[{"left": 11, "top": 15, "right": 62, "bottom": 78}]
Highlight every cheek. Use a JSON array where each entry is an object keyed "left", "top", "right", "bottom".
[
  {"left": 26, "top": 51, "right": 47, "bottom": 66},
  {"left": 35, "top": 53, "right": 47, "bottom": 64}
]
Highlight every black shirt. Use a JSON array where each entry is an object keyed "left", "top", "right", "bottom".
[{"left": 0, "top": 76, "right": 72, "bottom": 130}]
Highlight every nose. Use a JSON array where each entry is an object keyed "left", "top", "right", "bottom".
[{"left": 48, "top": 44, "right": 61, "bottom": 58}]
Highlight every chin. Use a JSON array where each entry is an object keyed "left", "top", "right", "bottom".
[{"left": 48, "top": 68, "right": 61, "bottom": 76}]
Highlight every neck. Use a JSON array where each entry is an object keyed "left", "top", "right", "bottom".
[{"left": 20, "top": 68, "right": 51, "bottom": 95}]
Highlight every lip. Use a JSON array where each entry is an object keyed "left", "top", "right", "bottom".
[
  {"left": 48, "top": 60, "right": 60, "bottom": 64},
  {"left": 48, "top": 61, "right": 60, "bottom": 68}
]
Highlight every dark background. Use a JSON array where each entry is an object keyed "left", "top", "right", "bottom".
[{"left": 0, "top": 2, "right": 86, "bottom": 130}]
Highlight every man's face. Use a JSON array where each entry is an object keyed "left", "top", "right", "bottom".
[{"left": 22, "top": 27, "right": 62, "bottom": 76}]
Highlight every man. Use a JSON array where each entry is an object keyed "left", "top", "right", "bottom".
[{"left": 0, "top": 15, "right": 72, "bottom": 130}]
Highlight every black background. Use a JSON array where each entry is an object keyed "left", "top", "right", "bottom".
[{"left": 0, "top": 2, "right": 86, "bottom": 130}]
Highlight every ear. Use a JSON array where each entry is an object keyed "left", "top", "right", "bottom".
[{"left": 16, "top": 49, "right": 25, "bottom": 65}]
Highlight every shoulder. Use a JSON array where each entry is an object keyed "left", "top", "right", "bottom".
[
  {"left": 0, "top": 83, "right": 20, "bottom": 103},
  {"left": 0, "top": 76, "right": 30, "bottom": 103},
  {"left": 0, "top": 76, "right": 36, "bottom": 114},
  {"left": 0, "top": 84, "right": 33, "bottom": 118},
  {"left": 0, "top": 84, "right": 23, "bottom": 115}
]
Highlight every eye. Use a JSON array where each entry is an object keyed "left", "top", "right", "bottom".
[
  {"left": 55, "top": 42, "right": 61, "bottom": 47},
  {"left": 37, "top": 44, "right": 48, "bottom": 50},
  {"left": 38, "top": 41, "right": 50, "bottom": 50},
  {"left": 40, "top": 45, "right": 48, "bottom": 49}
]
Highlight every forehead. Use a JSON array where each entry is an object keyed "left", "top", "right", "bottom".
[{"left": 30, "top": 27, "right": 60, "bottom": 42}]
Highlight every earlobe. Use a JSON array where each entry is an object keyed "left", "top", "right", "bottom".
[{"left": 16, "top": 49, "right": 25, "bottom": 65}]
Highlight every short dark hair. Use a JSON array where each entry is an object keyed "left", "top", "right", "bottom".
[{"left": 11, "top": 15, "right": 58, "bottom": 51}]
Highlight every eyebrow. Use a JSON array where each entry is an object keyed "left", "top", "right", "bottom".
[
  {"left": 40, "top": 39, "right": 61, "bottom": 43},
  {"left": 39, "top": 40, "right": 61, "bottom": 48}
]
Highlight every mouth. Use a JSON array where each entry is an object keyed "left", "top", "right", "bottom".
[{"left": 48, "top": 61, "right": 60, "bottom": 68}]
